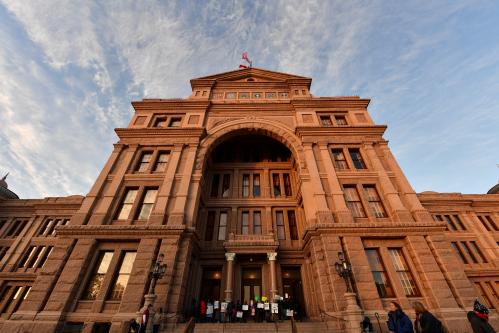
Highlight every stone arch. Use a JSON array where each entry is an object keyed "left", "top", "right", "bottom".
[{"left": 195, "top": 117, "right": 307, "bottom": 175}]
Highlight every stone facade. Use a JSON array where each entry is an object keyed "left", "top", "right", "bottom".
[{"left": 0, "top": 68, "right": 497, "bottom": 333}]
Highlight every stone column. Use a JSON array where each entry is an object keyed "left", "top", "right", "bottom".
[
  {"left": 224, "top": 253, "right": 236, "bottom": 301},
  {"left": 363, "top": 143, "right": 413, "bottom": 222},
  {"left": 267, "top": 252, "right": 278, "bottom": 300},
  {"left": 317, "top": 143, "right": 353, "bottom": 223}
]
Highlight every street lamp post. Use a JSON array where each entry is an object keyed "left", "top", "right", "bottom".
[
  {"left": 144, "top": 253, "right": 167, "bottom": 333},
  {"left": 334, "top": 251, "right": 353, "bottom": 292}
]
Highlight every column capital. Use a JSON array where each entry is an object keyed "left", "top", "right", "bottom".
[
  {"left": 225, "top": 252, "right": 236, "bottom": 261},
  {"left": 267, "top": 252, "right": 277, "bottom": 261}
]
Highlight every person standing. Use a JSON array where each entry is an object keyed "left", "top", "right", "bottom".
[
  {"left": 412, "top": 302, "right": 444, "bottom": 333},
  {"left": 139, "top": 304, "right": 152, "bottom": 333},
  {"left": 200, "top": 299, "right": 206, "bottom": 323},
  {"left": 152, "top": 307, "right": 162, "bottom": 333},
  {"left": 387, "top": 302, "right": 414, "bottom": 333},
  {"left": 467, "top": 299, "right": 496, "bottom": 333}
]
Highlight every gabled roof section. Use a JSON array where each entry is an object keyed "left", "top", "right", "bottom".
[{"left": 190, "top": 67, "right": 312, "bottom": 89}]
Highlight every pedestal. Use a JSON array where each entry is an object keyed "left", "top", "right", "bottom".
[
  {"left": 144, "top": 294, "right": 157, "bottom": 333},
  {"left": 343, "top": 292, "right": 363, "bottom": 333}
]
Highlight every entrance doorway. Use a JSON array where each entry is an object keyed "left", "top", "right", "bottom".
[
  {"left": 200, "top": 267, "right": 222, "bottom": 301},
  {"left": 241, "top": 267, "right": 261, "bottom": 303},
  {"left": 282, "top": 266, "right": 306, "bottom": 318}
]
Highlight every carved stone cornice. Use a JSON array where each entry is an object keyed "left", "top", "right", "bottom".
[
  {"left": 115, "top": 128, "right": 206, "bottom": 140},
  {"left": 55, "top": 225, "right": 186, "bottom": 238},
  {"left": 295, "top": 126, "right": 387, "bottom": 138}
]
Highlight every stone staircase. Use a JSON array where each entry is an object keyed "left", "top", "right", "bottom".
[{"left": 161, "top": 321, "right": 345, "bottom": 333}]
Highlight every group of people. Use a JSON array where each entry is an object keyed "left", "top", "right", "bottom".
[
  {"left": 187, "top": 296, "right": 301, "bottom": 323},
  {"left": 129, "top": 304, "right": 164, "bottom": 333},
  {"left": 381, "top": 299, "right": 496, "bottom": 333}
]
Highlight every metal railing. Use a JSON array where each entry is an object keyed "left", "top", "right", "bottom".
[
  {"left": 319, "top": 310, "right": 347, "bottom": 332},
  {"left": 290, "top": 317, "right": 298, "bottom": 333}
]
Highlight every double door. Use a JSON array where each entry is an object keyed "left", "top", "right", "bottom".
[{"left": 242, "top": 267, "right": 261, "bottom": 303}]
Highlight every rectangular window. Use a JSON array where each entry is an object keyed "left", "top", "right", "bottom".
[
  {"left": 335, "top": 115, "right": 347, "bottom": 126},
  {"left": 442, "top": 215, "right": 457, "bottom": 231},
  {"left": 211, "top": 174, "right": 220, "bottom": 198},
  {"left": 453, "top": 215, "right": 466, "bottom": 230},
  {"left": 266, "top": 92, "right": 276, "bottom": 98},
  {"left": 363, "top": 185, "right": 387, "bottom": 218},
  {"left": 242, "top": 174, "right": 250, "bottom": 197},
  {"left": 320, "top": 116, "right": 332, "bottom": 126},
  {"left": 478, "top": 215, "right": 491, "bottom": 231},
  {"left": 388, "top": 248, "right": 420, "bottom": 297},
  {"left": 137, "top": 189, "right": 158, "bottom": 220},
  {"left": 18, "top": 246, "right": 37, "bottom": 268},
  {"left": 477, "top": 215, "right": 499, "bottom": 231},
  {"left": 288, "top": 211, "right": 298, "bottom": 240},
  {"left": 349, "top": 149, "right": 366, "bottom": 169},
  {"left": 108, "top": 252, "right": 136, "bottom": 300},
  {"left": 253, "top": 92, "right": 262, "bottom": 99},
  {"left": 168, "top": 117, "right": 181, "bottom": 127},
  {"left": 241, "top": 211, "right": 249, "bottom": 235},
  {"left": 239, "top": 92, "right": 250, "bottom": 99},
  {"left": 116, "top": 189, "right": 138, "bottom": 220},
  {"left": 460, "top": 241, "right": 479, "bottom": 264},
  {"left": 283, "top": 173, "right": 292, "bottom": 196},
  {"left": 331, "top": 149, "right": 349, "bottom": 170},
  {"left": 343, "top": 186, "right": 366, "bottom": 218},
  {"left": 451, "top": 241, "right": 468, "bottom": 264},
  {"left": 365, "top": 249, "right": 395, "bottom": 298},
  {"left": 0, "top": 246, "right": 10, "bottom": 261},
  {"left": 253, "top": 211, "right": 262, "bottom": 235},
  {"left": 154, "top": 117, "right": 167, "bottom": 127},
  {"left": 154, "top": 152, "right": 170, "bottom": 172},
  {"left": 222, "top": 174, "right": 231, "bottom": 198},
  {"left": 38, "top": 219, "right": 55, "bottom": 236},
  {"left": 276, "top": 211, "right": 285, "bottom": 240},
  {"left": 226, "top": 92, "right": 236, "bottom": 99},
  {"left": 469, "top": 241, "right": 487, "bottom": 263},
  {"left": 273, "top": 174, "right": 281, "bottom": 197},
  {"left": 6, "top": 220, "right": 28, "bottom": 238},
  {"left": 37, "top": 246, "right": 53, "bottom": 268},
  {"left": 82, "top": 251, "right": 114, "bottom": 300},
  {"left": 205, "top": 212, "right": 215, "bottom": 241},
  {"left": 218, "top": 212, "right": 228, "bottom": 241},
  {"left": 253, "top": 174, "right": 261, "bottom": 197},
  {"left": 137, "top": 152, "right": 152, "bottom": 172}
]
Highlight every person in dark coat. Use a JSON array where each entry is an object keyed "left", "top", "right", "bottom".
[
  {"left": 467, "top": 299, "right": 496, "bottom": 333},
  {"left": 387, "top": 301, "right": 414, "bottom": 333},
  {"left": 412, "top": 301, "right": 444, "bottom": 333}
]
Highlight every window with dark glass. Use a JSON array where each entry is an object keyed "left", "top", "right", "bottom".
[
  {"left": 222, "top": 174, "right": 231, "bottom": 198},
  {"left": 266, "top": 92, "right": 276, "bottom": 98},
  {"left": 477, "top": 215, "right": 499, "bottom": 231},
  {"left": 276, "top": 211, "right": 285, "bottom": 240},
  {"left": 388, "top": 248, "right": 420, "bottom": 297},
  {"left": 469, "top": 241, "right": 487, "bottom": 263},
  {"left": 168, "top": 117, "right": 181, "bottom": 127},
  {"left": 320, "top": 116, "right": 332, "bottom": 126},
  {"left": 18, "top": 245, "right": 53, "bottom": 269},
  {"left": 253, "top": 92, "right": 262, "bottom": 98},
  {"left": 253, "top": 174, "right": 261, "bottom": 197},
  {"left": 205, "top": 212, "right": 215, "bottom": 241},
  {"left": 343, "top": 185, "right": 366, "bottom": 218},
  {"left": 0, "top": 246, "right": 10, "bottom": 261},
  {"left": 239, "top": 92, "right": 250, "bottom": 99},
  {"left": 116, "top": 189, "right": 138, "bottom": 220},
  {"left": 288, "top": 211, "right": 298, "bottom": 240},
  {"left": 5, "top": 220, "right": 28, "bottom": 238},
  {"left": 107, "top": 252, "right": 136, "bottom": 300},
  {"left": 241, "top": 211, "right": 249, "bottom": 235},
  {"left": 137, "top": 152, "right": 152, "bottom": 172},
  {"left": 211, "top": 174, "right": 220, "bottom": 198},
  {"left": 1, "top": 285, "right": 31, "bottom": 314},
  {"left": 363, "top": 185, "right": 387, "bottom": 218},
  {"left": 273, "top": 174, "right": 281, "bottom": 197},
  {"left": 154, "top": 117, "right": 167, "bottom": 127},
  {"left": 349, "top": 149, "right": 366, "bottom": 169},
  {"left": 365, "top": 249, "right": 394, "bottom": 298},
  {"left": 451, "top": 242, "right": 468, "bottom": 263},
  {"left": 154, "top": 152, "right": 170, "bottom": 172},
  {"left": 226, "top": 92, "right": 236, "bottom": 99},
  {"left": 331, "top": 149, "right": 348, "bottom": 170},
  {"left": 137, "top": 189, "right": 158, "bottom": 220},
  {"left": 283, "top": 173, "right": 292, "bottom": 196},
  {"left": 218, "top": 212, "right": 228, "bottom": 240},
  {"left": 335, "top": 115, "right": 347, "bottom": 126},
  {"left": 253, "top": 211, "right": 262, "bottom": 234},
  {"left": 242, "top": 174, "right": 250, "bottom": 197},
  {"left": 82, "top": 251, "right": 114, "bottom": 300},
  {"left": 460, "top": 241, "right": 479, "bottom": 264}
]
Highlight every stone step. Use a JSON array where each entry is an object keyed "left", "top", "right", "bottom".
[{"left": 160, "top": 321, "right": 344, "bottom": 333}]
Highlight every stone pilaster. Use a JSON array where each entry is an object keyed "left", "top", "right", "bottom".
[
  {"left": 224, "top": 252, "right": 236, "bottom": 301},
  {"left": 267, "top": 252, "right": 278, "bottom": 300}
]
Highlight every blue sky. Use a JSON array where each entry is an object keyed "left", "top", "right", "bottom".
[{"left": 0, "top": 1, "right": 498, "bottom": 199}]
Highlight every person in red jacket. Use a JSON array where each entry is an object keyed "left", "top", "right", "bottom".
[{"left": 200, "top": 299, "right": 207, "bottom": 322}]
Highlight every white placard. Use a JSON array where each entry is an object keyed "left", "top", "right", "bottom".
[
  {"left": 257, "top": 303, "right": 264, "bottom": 309},
  {"left": 214, "top": 301, "right": 219, "bottom": 309},
  {"left": 206, "top": 305, "right": 213, "bottom": 315},
  {"left": 286, "top": 309, "right": 293, "bottom": 317},
  {"left": 271, "top": 303, "right": 279, "bottom": 314},
  {"left": 221, "top": 302, "right": 228, "bottom": 312},
  {"left": 236, "top": 311, "right": 243, "bottom": 318},
  {"left": 242, "top": 305, "right": 249, "bottom": 311},
  {"left": 264, "top": 302, "right": 270, "bottom": 310}
]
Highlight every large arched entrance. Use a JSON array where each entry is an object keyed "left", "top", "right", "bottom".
[{"left": 185, "top": 129, "right": 308, "bottom": 319}]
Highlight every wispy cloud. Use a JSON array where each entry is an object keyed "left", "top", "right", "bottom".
[{"left": 0, "top": 0, "right": 498, "bottom": 198}]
